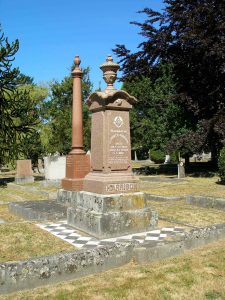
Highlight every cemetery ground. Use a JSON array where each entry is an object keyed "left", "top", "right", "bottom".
[
  {"left": 1, "top": 239, "right": 225, "bottom": 300},
  {"left": 1, "top": 165, "right": 225, "bottom": 298}
]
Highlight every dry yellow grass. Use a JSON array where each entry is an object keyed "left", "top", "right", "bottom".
[
  {"left": 141, "top": 176, "right": 225, "bottom": 198},
  {"left": 0, "top": 223, "right": 75, "bottom": 262},
  {"left": 0, "top": 186, "right": 48, "bottom": 203},
  {"left": 0, "top": 205, "right": 22, "bottom": 222},
  {"left": 148, "top": 200, "right": 225, "bottom": 227},
  {"left": 1, "top": 239, "right": 225, "bottom": 300}
]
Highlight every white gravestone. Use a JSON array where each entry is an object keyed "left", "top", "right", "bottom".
[{"left": 44, "top": 156, "right": 66, "bottom": 180}]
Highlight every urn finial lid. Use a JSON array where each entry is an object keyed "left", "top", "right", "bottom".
[
  {"left": 74, "top": 55, "right": 81, "bottom": 68},
  {"left": 72, "top": 55, "right": 83, "bottom": 78},
  {"left": 100, "top": 55, "right": 120, "bottom": 92}
]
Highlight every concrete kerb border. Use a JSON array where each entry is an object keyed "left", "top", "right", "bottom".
[
  {"left": 186, "top": 194, "right": 225, "bottom": 210},
  {"left": 145, "top": 194, "right": 225, "bottom": 211},
  {"left": 145, "top": 194, "right": 185, "bottom": 201},
  {"left": 1, "top": 223, "right": 225, "bottom": 294},
  {"left": 0, "top": 242, "right": 135, "bottom": 295}
]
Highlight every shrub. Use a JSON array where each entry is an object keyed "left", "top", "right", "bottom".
[
  {"left": 150, "top": 148, "right": 165, "bottom": 164},
  {"left": 218, "top": 146, "right": 225, "bottom": 183}
]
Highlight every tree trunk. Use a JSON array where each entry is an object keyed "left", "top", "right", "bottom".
[{"left": 184, "top": 154, "right": 190, "bottom": 166}]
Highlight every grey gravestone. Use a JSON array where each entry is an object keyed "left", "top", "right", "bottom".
[
  {"left": 178, "top": 161, "right": 185, "bottom": 178},
  {"left": 164, "top": 154, "right": 171, "bottom": 164}
]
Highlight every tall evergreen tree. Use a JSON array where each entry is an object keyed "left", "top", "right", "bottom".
[{"left": 0, "top": 27, "right": 46, "bottom": 165}]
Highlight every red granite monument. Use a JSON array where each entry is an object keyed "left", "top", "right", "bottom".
[
  {"left": 61, "top": 56, "right": 90, "bottom": 191},
  {"left": 83, "top": 55, "right": 139, "bottom": 194},
  {"left": 67, "top": 55, "right": 157, "bottom": 238}
]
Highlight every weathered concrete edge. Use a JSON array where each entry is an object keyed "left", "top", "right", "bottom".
[
  {"left": 57, "top": 190, "right": 185, "bottom": 206},
  {"left": 0, "top": 242, "right": 135, "bottom": 295},
  {"left": 1, "top": 224, "right": 225, "bottom": 294},
  {"left": 135, "top": 223, "right": 225, "bottom": 263},
  {"left": 186, "top": 195, "right": 225, "bottom": 210},
  {"left": 8, "top": 201, "right": 66, "bottom": 221},
  {"left": 145, "top": 194, "right": 185, "bottom": 201}
]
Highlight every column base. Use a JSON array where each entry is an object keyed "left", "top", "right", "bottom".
[{"left": 61, "top": 154, "right": 90, "bottom": 191}]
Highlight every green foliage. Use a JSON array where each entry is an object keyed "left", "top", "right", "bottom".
[
  {"left": 123, "top": 64, "right": 184, "bottom": 157},
  {"left": 43, "top": 67, "right": 92, "bottom": 154},
  {"left": 0, "top": 27, "right": 48, "bottom": 165},
  {"left": 150, "top": 148, "right": 165, "bottom": 164},
  {"left": 114, "top": 0, "right": 225, "bottom": 163},
  {"left": 218, "top": 146, "right": 225, "bottom": 183}
]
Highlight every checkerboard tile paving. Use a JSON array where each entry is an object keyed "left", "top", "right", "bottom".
[{"left": 37, "top": 221, "right": 185, "bottom": 249}]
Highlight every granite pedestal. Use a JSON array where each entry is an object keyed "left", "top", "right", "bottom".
[{"left": 66, "top": 191, "right": 158, "bottom": 239}]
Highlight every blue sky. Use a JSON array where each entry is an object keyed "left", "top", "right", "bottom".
[{"left": 1, "top": 0, "right": 164, "bottom": 90}]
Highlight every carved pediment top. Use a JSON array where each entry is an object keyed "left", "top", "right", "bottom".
[{"left": 86, "top": 90, "right": 137, "bottom": 111}]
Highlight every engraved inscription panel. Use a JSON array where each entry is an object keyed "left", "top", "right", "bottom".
[{"left": 107, "top": 110, "right": 131, "bottom": 170}]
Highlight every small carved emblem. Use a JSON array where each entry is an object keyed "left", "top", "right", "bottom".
[{"left": 113, "top": 116, "right": 123, "bottom": 128}]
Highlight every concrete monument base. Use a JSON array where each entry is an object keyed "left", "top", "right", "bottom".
[
  {"left": 66, "top": 191, "right": 158, "bottom": 239},
  {"left": 15, "top": 176, "right": 34, "bottom": 184},
  {"left": 83, "top": 172, "right": 139, "bottom": 195}
]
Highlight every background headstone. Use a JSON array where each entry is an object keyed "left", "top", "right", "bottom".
[
  {"left": 15, "top": 160, "right": 34, "bottom": 184},
  {"left": 134, "top": 150, "right": 138, "bottom": 161},
  {"left": 38, "top": 158, "right": 44, "bottom": 174},
  {"left": 44, "top": 156, "right": 66, "bottom": 180},
  {"left": 164, "top": 154, "right": 171, "bottom": 164},
  {"left": 178, "top": 161, "right": 185, "bottom": 178}
]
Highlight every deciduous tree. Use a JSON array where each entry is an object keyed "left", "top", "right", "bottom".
[{"left": 113, "top": 0, "right": 225, "bottom": 163}]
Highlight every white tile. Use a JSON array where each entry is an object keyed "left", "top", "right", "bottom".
[
  {"left": 85, "top": 241, "right": 100, "bottom": 246},
  {"left": 117, "top": 235, "right": 133, "bottom": 240},
  {"left": 159, "top": 233, "right": 167, "bottom": 238},
  {"left": 67, "top": 232, "right": 81, "bottom": 237},
  {"left": 149, "top": 230, "right": 161, "bottom": 234},
  {"left": 73, "top": 243, "right": 85, "bottom": 248},
  {"left": 162, "top": 227, "right": 174, "bottom": 231},
  {"left": 77, "top": 237, "right": 92, "bottom": 241},
  {"left": 145, "top": 236, "right": 159, "bottom": 241},
  {"left": 60, "top": 229, "right": 75, "bottom": 234},
  {"left": 55, "top": 235, "right": 68, "bottom": 239},
  {"left": 102, "top": 238, "right": 117, "bottom": 242}
]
